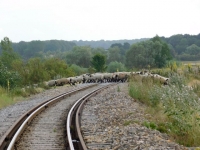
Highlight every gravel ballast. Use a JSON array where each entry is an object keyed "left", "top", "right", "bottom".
[
  {"left": 0, "top": 83, "right": 195, "bottom": 149},
  {"left": 81, "top": 83, "right": 189, "bottom": 150}
]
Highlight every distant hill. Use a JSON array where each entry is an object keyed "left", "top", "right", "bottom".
[
  {"left": 161, "top": 33, "right": 200, "bottom": 60},
  {"left": 0, "top": 38, "right": 149, "bottom": 59},
  {"left": 1, "top": 34, "right": 200, "bottom": 61},
  {"left": 10, "top": 40, "right": 76, "bottom": 60},
  {"left": 72, "top": 38, "right": 149, "bottom": 49}
]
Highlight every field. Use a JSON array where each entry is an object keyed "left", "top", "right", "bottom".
[{"left": 181, "top": 61, "right": 200, "bottom": 65}]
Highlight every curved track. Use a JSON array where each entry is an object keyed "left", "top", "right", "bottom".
[
  {"left": 0, "top": 83, "right": 102, "bottom": 150},
  {"left": 66, "top": 83, "right": 115, "bottom": 150}
]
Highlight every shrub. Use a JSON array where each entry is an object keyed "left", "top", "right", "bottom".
[
  {"left": 107, "top": 61, "right": 126, "bottom": 73},
  {"left": 0, "top": 63, "right": 21, "bottom": 89},
  {"left": 69, "top": 64, "right": 87, "bottom": 76},
  {"left": 129, "top": 73, "right": 200, "bottom": 146}
]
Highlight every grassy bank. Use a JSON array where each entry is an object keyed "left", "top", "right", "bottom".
[
  {"left": 128, "top": 73, "right": 200, "bottom": 146},
  {"left": 0, "top": 85, "right": 47, "bottom": 109},
  {"left": 0, "top": 87, "right": 21, "bottom": 109}
]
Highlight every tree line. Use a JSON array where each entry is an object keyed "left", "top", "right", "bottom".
[
  {"left": 0, "top": 40, "right": 76, "bottom": 60},
  {"left": 0, "top": 33, "right": 199, "bottom": 61},
  {"left": 161, "top": 33, "right": 200, "bottom": 61},
  {"left": 0, "top": 33, "right": 200, "bottom": 89},
  {"left": 0, "top": 36, "right": 172, "bottom": 89}
]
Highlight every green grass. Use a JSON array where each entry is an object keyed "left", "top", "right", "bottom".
[
  {"left": 0, "top": 86, "right": 46, "bottom": 109},
  {"left": 0, "top": 87, "right": 22, "bottom": 109},
  {"left": 128, "top": 72, "right": 200, "bottom": 147},
  {"left": 142, "top": 121, "right": 157, "bottom": 130},
  {"left": 0, "top": 94, "right": 15, "bottom": 109}
]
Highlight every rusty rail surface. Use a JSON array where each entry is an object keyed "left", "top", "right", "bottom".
[{"left": 0, "top": 84, "right": 97, "bottom": 150}]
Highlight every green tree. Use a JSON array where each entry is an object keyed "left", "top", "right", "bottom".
[
  {"left": 91, "top": 53, "right": 107, "bottom": 72},
  {"left": 107, "top": 61, "right": 126, "bottom": 73},
  {"left": 151, "top": 36, "right": 172, "bottom": 68},
  {"left": 123, "top": 42, "right": 130, "bottom": 50},
  {"left": 12, "top": 59, "right": 29, "bottom": 85},
  {"left": 186, "top": 44, "right": 200, "bottom": 55},
  {"left": 126, "top": 43, "right": 147, "bottom": 69},
  {"left": 27, "top": 58, "right": 48, "bottom": 84},
  {"left": 0, "top": 37, "right": 20, "bottom": 70},
  {"left": 91, "top": 47, "right": 107, "bottom": 57},
  {"left": 126, "top": 36, "right": 172, "bottom": 69},
  {"left": 0, "top": 62, "right": 21, "bottom": 89},
  {"left": 43, "top": 57, "right": 69, "bottom": 79},
  {"left": 66, "top": 46, "right": 92, "bottom": 67},
  {"left": 69, "top": 64, "right": 87, "bottom": 76},
  {"left": 107, "top": 46, "right": 124, "bottom": 64}
]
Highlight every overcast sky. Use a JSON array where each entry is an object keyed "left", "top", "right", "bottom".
[{"left": 0, "top": 0, "right": 199, "bottom": 42}]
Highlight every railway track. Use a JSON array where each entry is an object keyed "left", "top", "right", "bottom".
[
  {"left": 0, "top": 83, "right": 114, "bottom": 150},
  {"left": 66, "top": 83, "right": 115, "bottom": 150},
  {"left": 0, "top": 82, "right": 193, "bottom": 149}
]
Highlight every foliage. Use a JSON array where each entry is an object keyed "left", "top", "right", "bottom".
[
  {"left": 107, "top": 61, "right": 126, "bottom": 73},
  {"left": 73, "top": 39, "right": 148, "bottom": 49},
  {"left": 186, "top": 44, "right": 200, "bottom": 55},
  {"left": 69, "top": 64, "right": 88, "bottom": 76},
  {"left": 108, "top": 42, "right": 130, "bottom": 63},
  {"left": 0, "top": 87, "right": 15, "bottom": 109},
  {"left": 128, "top": 73, "right": 200, "bottom": 146},
  {"left": 126, "top": 35, "right": 172, "bottom": 69},
  {"left": 151, "top": 68, "right": 172, "bottom": 77},
  {"left": 66, "top": 46, "right": 92, "bottom": 68},
  {"left": 107, "top": 46, "right": 122, "bottom": 63},
  {"left": 0, "top": 37, "right": 21, "bottom": 70},
  {"left": 12, "top": 57, "right": 71, "bottom": 85},
  {"left": 152, "top": 36, "right": 172, "bottom": 67},
  {"left": 161, "top": 33, "right": 200, "bottom": 61},
  {"left": 142, "top": 121, "right": 157, "bottom": 130},
  {"left": 91, "top": 47, "right": 107, "bottom": 56},
  {"left": 129, "top": 76, "right": 161, "bottom": 105},
  {"left": 2, "top": 34, "right": 200, "bottom": 63},
  {"left": 166, "top": 60, "right": 180, "bottom": 72},
  {"left": 10, "top": 40, "right": 76, "bottom": 60},
  {"left": 0, "top": 62, "right": 21, "bottom": 89},
  {"left": 43, "top": 57, "right": 69, "bottom": 79},
  {"left": 91, "top": 53, "right": 107, "bottom": 72}
]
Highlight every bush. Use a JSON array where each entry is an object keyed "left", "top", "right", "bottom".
[
  {"left": 128, "top": 73, "right": 200, "bottom": 146},
  {"left": 107, "top": 61, "right": 126, "bottom": 73},
  {"left": 69, "top": 64, "right": 88, "bottom": 76},
  {"left": 0, "top": 63, "right": 21, "bottom": 89}
]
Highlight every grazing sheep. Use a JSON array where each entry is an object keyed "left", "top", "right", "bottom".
[
  {"left": 46, "top": 71, "right": 169, "bottom": 87},
  {"left": 103, "top": 73, "right": 113, "bottom": 82},
  {"left": 82, "top": 74, "right": 91, "bottom": 83},
  {"left": 152, "top": 74, "right": 169, "bottom": 85},
  {"left": 56, "top": 78, "right": 70, "bottom": 86},
  {"left": 47, "top": 80, "right": 57, "bottom": 87},
  {"left": 70, "top": 76, "right": 83, "bottom": 84},
  {"left": 92, "top": 73, "right": 104, "bottom": 83},
  {"left": 112, "top": 72, "right": 129, "bottom": 82}
]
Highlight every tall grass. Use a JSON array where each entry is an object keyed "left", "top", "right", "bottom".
[
  {"left": 129, "top": 73, "right": 200, "bottom": 146},
  {"left": 0, "top": 87, "right": 16, "bottom": 109},
  {"left": 0, "top": 84, "right": 47, "bottom": 109}
]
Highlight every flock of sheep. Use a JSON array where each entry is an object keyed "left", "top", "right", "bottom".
[{"left": 47, "top": 71, "right": 169, "bottom": 87}]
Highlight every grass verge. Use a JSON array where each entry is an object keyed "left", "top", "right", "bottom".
[{"left": 129, "top": 74, "right": 200, "bottom": 147}]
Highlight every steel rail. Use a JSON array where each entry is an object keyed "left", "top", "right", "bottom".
[
  {"left": 67, "top": 83, "right": 116, "bottom": 150},
  {"left": 0, "top": 84, "right": 97, "bottom": 150}
]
